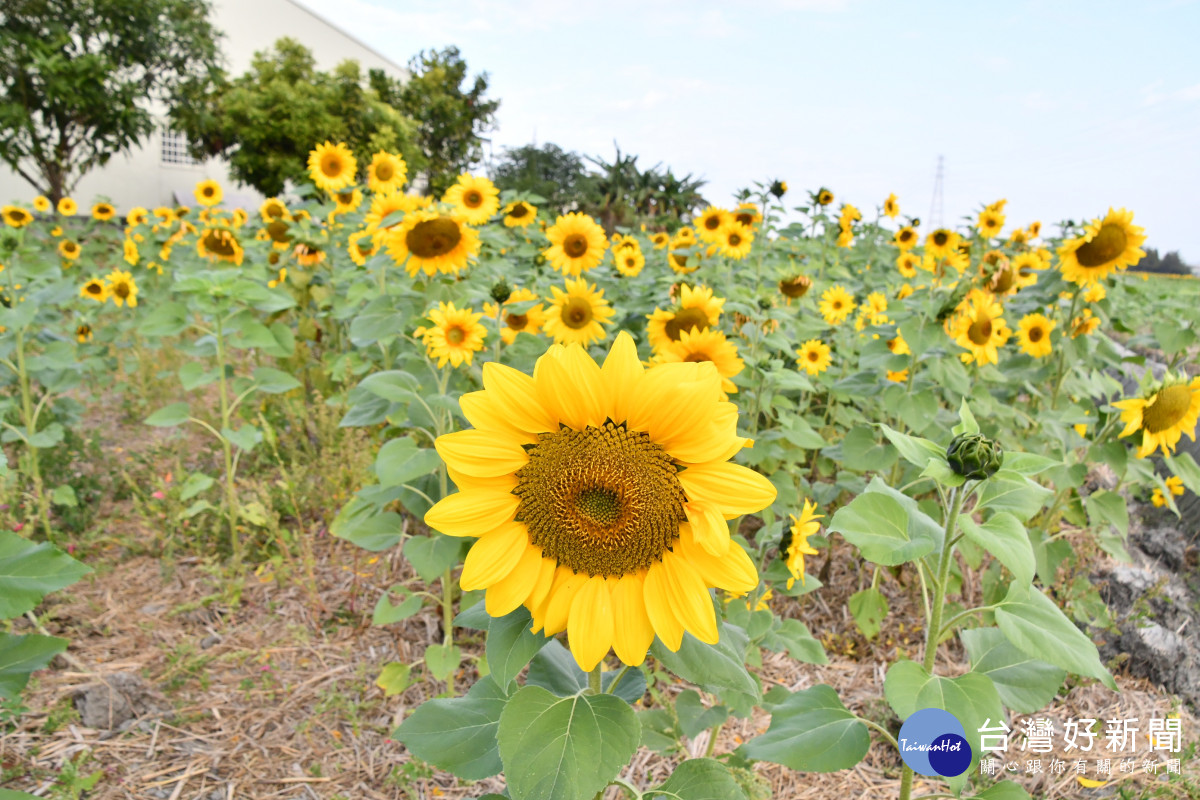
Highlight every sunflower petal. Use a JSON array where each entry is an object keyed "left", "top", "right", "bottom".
[
  {"left": 541, "top": 567, "right": 589, "bottom": 636},
  {"left": 679, "top": 527, "right": 759, "bottom": 594},
  {"left": 446, "top": 465, "right": 517, "bottom": 493},
  {"left": 568, "top": 576, "right": 614, "bottom": 671},
  {"left": 425, "top": 491, "right": 518, "bottom": 537},
  {"left": 644, "top": 560, "right": 684, "bottom": 651},
  {"left": 460, "top": 520, "right": 528, "bottom": 590},
  {"left": 611, "top": 573, "right": 654, "bottom": 666},
  {"left": 535, "top": 345, "right": 604, "bottom": 430},
  {"left": 661, "top": 550, "right": 719, "bottom": 644},
  {"left": 459, "top": 391, "right": 537, "bottom": 443},
  {"left": 678, "top": 462, "right": 777, "bottom": 517},
  {"left": 436, "top": 429, "right": 528, "bottom": 478},
  {"left": 482, "top": 362, "right": 556, "bottom": 434},
  {"left": 685, "top": 502, "right": 730, "bottom": 556},
  {"left": 601, "top": 331, "right": 643, "bottom": 423},
  {"left": 486, "top": 542, "right": 543, "bottom": 616}
]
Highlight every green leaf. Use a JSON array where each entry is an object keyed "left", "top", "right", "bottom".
[
  {"left": 26, "top": 422, "right": 65, "bottom": 449},
  {"left": 1002, "top": 452, "right": 1060, "bottom": 476},
  {"left": 975, "top": 471, "right": 1053, "bottom": 521},
  {"left": 358, "top": 370, "right": 421, "bottom": 403},
  {"left": 958, "top": 512, "right": 1035, "bottom": 586},
  {"left": 921, "top": 456, "right": 966, "bottom": 487},
  {"left": 138, "top": 301, "right": 189, "bottom": 337},
  {"left": 455, "top": 599, "right": 490, "bottom": 631},
  {"left": 145, "top": 402, "right": 190, "bottom": 427},
  {"left": 883, "top": 660, "right": 928, "bottom": 720},
  {"left": 760, "top": 618, "right": 827, "bottom": 664},
  {"left": 848, "top": 587, "right": 888, "bottom": 640},
  {"left": 0, "top": 532, "right": 90, "bottom": 618},
  {"left": 373, "top": 590, "right": 423, "bottom": 625},
  {"left": 778, "top": 416, "right": 826, "bottom": 449},
  {"left": 177, "top": 499, "right": 214, "bottom": 520},
  {"left": 960, "top": 627, "right": 1065, "bottom": 714},
  {"left": 738, "top": 684, "right": 868, "bottom": 772},
  {"left": 487, "top": 606, "right": 550, "bottom": 688},
  {"left": 526, "top": 640, "right": 646, "bottom": 704},
  {"left": 424, "top": 641, "right": 461, "bottom": 683},
  {"left": 498, "top": 685, "right": 640, "bottom": 800},
  {"left": 394, "top": 675, "right": 509, "bottom": 779},
  {"left": 675, "top": 690, "right": 729, "bottom": 739},
  {"left": 0, "top": 632, "right": 67, "bottom": 699},
  {"left": 1085, "top": 489, "right": 1128, "bottom": 538},
  {"left": 826, "top": 479, "right": 939, "bottom": 566},
  {"left": 914, "top": 672, "right": 1004, "bottom": 774},
  {"left": 375, "top": 662, "right": 413, "bottom": 696},
  {"left": 651, "top": 622, "right": 760, "bottom": 713},
  {"left": 332, "top": 507, "right": 403, "bottom": 551},
  {"left": 403, "top": 534, "right": 465, "bottom": 584},
  {"left": 252, "top": 366, "right": 302, "bottom": 394},
  {"left": 51, "top": 484, "right": 77, "bottom": 508},
  {"left": 879, "top": 423, "right": 944, "bottom": 469},
  {"left": 953, "top": 398, "right": 979, "bottom": 435},
  {"left": 222, "top": 424, "right": 261, "bottom": 453},
  {"left": 839, "top": 425, "right": 898, "bottom": 471},
  {"left": 178, "top": 472, "right": 214, "bottom": 501},
  {"left": 1167, "top": 452, "right": 1200, "bottom": 496},
  {"left": 376, "top": 438, "right": 442, "bottom": 487},
  {"left": 994, "top": 584, "right": 1116, "bottom": 690},
  {"left": 178, "top": 361, "right": 217, "bottom": 391},
  {"left": 968, "top": 780, "right": 1032, "bottom": 800},
  {"left": 646, "top": 758, "right": 748, "bottom": 800}
]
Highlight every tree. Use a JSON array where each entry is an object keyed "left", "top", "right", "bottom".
[
  {"left": 492, "top": 143, "right": 589, "bottom": 214},
  {"left": 395, "top": 46, "right": 499, "bottom": 196},
  {"left": 173, "top": 38, "right": 421, "bottom": 197},
  {"left": 579, "top": 143, "right": 707, "bottom": 233},
  {"left": 0, "top": 0, "right": 222, "bottom": 201},
  {"left": 1134, "top": 247, "right": 1194, "bottom": 276}
]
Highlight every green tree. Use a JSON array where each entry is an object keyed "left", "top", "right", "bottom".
[
  {"left": 0, "top": 0, "right": 223, "bottom": 201},
  {"left": 394, "top": 46, "right": 499, "bottom": 197},
  {"left": 174, "top": 37, "right": 421, "bottom": 197},
  {"left": 492, "top": 143, "right": 588, "bottom": 214}
]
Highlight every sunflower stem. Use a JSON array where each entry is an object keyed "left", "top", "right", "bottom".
[
  {"left": 588, "top": 664, "right": 603, "bottom": 695},
  {"left": 1050, "top": 291, "right": 1082, "bottom": 408},
  {"left": 14, "top": 327, "right": 53, "bottom": 542},
  {"left": 441, "top": 566, "right": 454, "bottom": 645},
  {"left": 215, "top": 314, "right": 242, "bottom": 573}
]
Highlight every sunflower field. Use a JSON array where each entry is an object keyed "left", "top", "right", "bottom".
[{"left": 1, "top": 142, "right": 1199, "bottom": 800}]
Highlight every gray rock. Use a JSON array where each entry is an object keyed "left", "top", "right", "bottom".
[{"left": 72, "top": 672, "right": 168, "bottom": 730}]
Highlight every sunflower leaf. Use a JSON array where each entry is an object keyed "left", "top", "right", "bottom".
[
  {"left": 646, "top": 758, "right": 748, "bottom": 800},
  {"left": 738, "top": 684, "right": 868, "bottom": 772},
  {"left": 394, "top": 675, "right": 509, "bottom": 780}
]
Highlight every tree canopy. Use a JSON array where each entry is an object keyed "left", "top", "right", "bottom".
[{"left": 0, "top": 0, "right": 223, "bottom": 200}]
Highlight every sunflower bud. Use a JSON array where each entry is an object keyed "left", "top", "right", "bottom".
[
  {"left": 757, "top": 297, "right": 773, "bottom": 311},
  {"left": 490, "top": 279, "right": 512, "bottom": 305},
  {"left": 779, "top": 274, "right": 812, "bottom": 299},
  {"left": 770, "top": 179, "right": 787, "bottom": 199},
  {"left": 946, "top": 433, "right": 1003, "bottom": 480}
]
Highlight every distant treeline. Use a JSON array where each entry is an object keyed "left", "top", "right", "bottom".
[{"left": 1133, "top": 248, "right": 1195, "bottom": 275}]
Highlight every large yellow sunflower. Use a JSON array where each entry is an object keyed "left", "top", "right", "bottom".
[
  {"left": 653, "top": 328, "right": 745, "bottom": 396},
  {"left": 977, "top": 209, "right": 1005, "bottom": 239},
  {"left": 925, "top": 228, "right": 961, "bottom": 260},
  {"left": 613, "top": 244, "right": 646, "bottom": 277},
  {"left": 58, "top": 239, "right": 81, "bottom": 261},
  {"left": 544, "top": 212, "right": 608, "bottom": 275},
  {"left": 194, "top": 180, "right": 222, "bottom": 207},
  {"left": 196, "top": 227, "right": 244, "bottom": 266},
  {"left": 783, "top": 500, "right": 822, "bottom": 589},
  {"left": 1113, "top": 376, "right": 1200, "bottom": 458},
  {"left": 259, "top": 197, "right": 291, "bottom": 225},
  {"left": 951, "top": 289, "right": 1010, "bottom": 366},
  {"left": 484, "top": 287, "right": 547, "bottom": 345},
  {"left": 503, "top": 200, "right": 538, "bottom": 228},
  {"left": 1016, "top": 313, "right": 1055, "bottom": 358},
  {"left": 696, "top": 206, "right": 732, "bottom": 244},
  {"left": 424, "top": 333, "right": 776, "bottom": 669},
  {"left": 347, "top": 229, "right": 378, "bottom": 266},
  {"left": 2, "top": 205, "right": 33, "bottom": 228},
  {"left": 57, "top": 197, "right": 77, "bottom": 216},
  {"left": 363, "top": 190, "right": 428, "bottom": 239},
  {"left": 795, "top": 339, "right": 832, "bottom": 376},
  {"left": 417, "top": 302, "right": 488, "bottom": 368},
  {"left": 646, "top": 285, "right": 725, "bottom": 351},
  {"left": 308, "top": 141, "right": 358, "bottom": 193},
  {"left": 91, "top": 202, "right": 116, "bottom": 221},
  {"left": 443, "top": 174, "right": 500, "bottom": 225},
  {"left": 386, "top": 210, "right": 480, "bottom": 277},
  {"left": 544, "top": 277, "right": 615, "bottom": 346},
  {"left": 80, "top": 277, "right": 109, "bottom": 303},
  {"left": 104, "top": 269, "right": 139, "bottom": 308},
  {"left": 818, "top": 285, "right": 856, "bottom": 326},
  {"left": 367, "top": 150, "right": 408, "bottom": 194},
  {"left": 894, "top": 225, "right": 918, "bottom": 251},
  {"left": 1058, "top": 208, "right": 1147, "bottom": 285},
  {"left": 717, "top": 222, "right": 754, "bottom": 260}
]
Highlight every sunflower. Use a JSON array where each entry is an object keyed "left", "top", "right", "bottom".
[
  {"left": 1009, "top": 228, "right": 1029, "bottom": 246},
  {"left": 57, "top": 197, "right": 77, "bottom": 216},
  {"left": 614, "top": 245, "right": 645, "bottom": 277},
  {"left": 770, "top": 179, "right": 788, "bottom": 198},
  {"left": 260, "top": 198, "right": 291, "bottom": 224},
  {"left": 836, "top": 226, "right": 854, "bottom": 249},
  {"left": 779, "top": 274, "right": 812, "bottom": 303},
  {"left": 673, "top": 226, "right": 696, "bottom": 245},
  {"left": 196, "top": 227, "right": 244, "bottom": 266},
  {"left": 416, "top": 302, "right": 488, "bottom": 368},
  {"left": 308, "top": 141, "right": 357, "bottom": 193},
  {"left": 795, "top": 339, "right": 832, "bottom": 376},
  {"left": 1028, "top": 221, "right": 1042, "bottom": 239},
  {"left": 887, "top": 332, "right": 911, "bottom": 356},
  {"left": 1151, "top": 476, "right": 1185, "bottom": 507},
  {"left": 1012, "top": 252, "right": 1044, "bottom": 289},
  {"left": 819, "top": 285, "right": 856, "bottom": 325},
  {"left": 646, "top": 285, "right": 725, "bottom": 351},
  {"left": 544, "top": 212, "right": 608, "bottom": 275},
  {"left": 75, "top": 279, "right": 105, "bottom": 306},
  {"left": 123, "top": 238, "right": 139, "bottom": 266},
  {"left": 387, "top": 210, "right": 480, "bottom": 277},
  {"left": 733, "top": 203, "right": 762, "bottom": 230},
  {"left": 925, "top": 228, "right": 961, "bottom": 260},
  {"left": 1114, "top": 376, "right": 1200, "bottom": 458},
  {"left": 667, "top": 246, "right": 699, "bottom": 274},
  {"left": 897, "top": 252, "right": 919, "bottom": 278},
  {"left": 293, "top": 242, "right": 326, "bottom": 267},
  {"left": 58, "top": 239, "right": 81, "bottom": 261},
  {"left": 363, "top": 190, "right": 426, "bottom": 237},
  {"left": 367, "top": 150, "right": 408, "bottom": 194},
  {"left": 267, "top": 267, "right": 287, "bottom": 288},
  {"left": 33, "top": 196, "right": 50, "bottom": 213},
  {"left": 883, "top": 193, "right": 899, "bottom": 218},
  {"left": 1083, "top": 284, "right": 1106, "bottom": 303},
  {"left": 816, "top": 188, "right": 834, "bottom": 206},
  {"left": 91, "top": 202, "right": 116, "bottom": 221},
  {"left": 650, "top": 231, "right": 670, "bottom": 250},
  {"left": 653, "top": 328, "right": 745, "bottom": 396},
  {"left": 104, "top": 269, "right": 138, "bottom": 308},
  {"left": 2, "top": 206, "right": 32, "bottom": 228},
  {"left": 980, "top": 251, "right": 1018, "bottom": 296},
  {"left": 503, "top": 200, "right": 538, "bottom": 228},
  {"left": 485, "top": 287, "right": 547, "bottom": 345},
  {"left": 125, "top": 206, "right": 149, "bottom": 227},
  {"left": 783, "top": 500, "right": 822, "bottom": 589},
  {"left": 718, "top": 222, "right": 754, "bottom": 259},
  {"left": 75, "top": 323, "right": 93, "bottom": 343},
  {"left": 444, "top": 174, "right": 500, "bottom": 225},
  {"left": 194, "top": 180, "right": 222, "bottom": 207},
  {"left": 347, "top": 229, "right": 378, "bottom": 266},
  {"left": 333, "top": 188, "right": 363, "bottom": 215},
  {"left": 897, "top": 283, "right": 915, "bottom": 300},
  {"left": 696, "top": 207, "right": 732, "bottom": 243},
  {"left": 1059, "top": 208, "right": 1147, "bottom": 285},
  {"left": 950, "top": 289, "right": 1010, "bottom": 366},
  {"left": 424, "top": 332, "right": 775, "bottom": 669},
  {"left": 977, "top": 209, "right": 1005, "bottom": 239},
  {"left": 1070, "top": 308, "right": 1101, "bottom": 338},
  {"left": 1016, "top": 313, "right": 1055, "bottom": 358}
]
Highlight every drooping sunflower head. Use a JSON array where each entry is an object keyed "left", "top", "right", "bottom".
[
  {"left": 544, "top": 277, "right": 615, "bottom": 346},
  {"left": 883, "top": 193, "right": 900, "bottom": 219},
  {"left": 387, "top": 210, "right": 481, "bottom": 277},
  {"left": 347, "top": 229, "right": 378, "bottom": 266},
  {"left": 770, "top": 179, "right": 788, "bottom": 198},
  {"left": 795, "top": 339, "right": 832, "bottom": 376},
  {"left": 194, "top": 179, "right": 223, "bottom": 207},
  {"left": 544, "top": 212, "right": 608, "bottom": 275},
  {"left": 718, "top": 222, "right": 754, "bottom": 260},
  {"left": 308, "top": 141, "right": 358, "bottom": 193},
  {"left": 91, "top": 202, "right": 116, "bottom": 221},
  {"left": 733, "top": 203, "right": 762, "bottom": 229},
  {"left": 123, "top": 238, "right": 139, "bottom": 267},
  {"left": 779, "top": 274, "right": 812, "bottom": 301},
  {"left": 424, "top": 332, "right": 775, "bottom": 669},
  {"left": 293, "top": 241, "right": 327, "bottom": 267},
  {"left": 1058, "top": 208, "right": 1147, "bottom": 285},
  {"left": 503, "top": 200, "right": 538, "bottom": 228},
  {"left": 1113, "top": 376, "right": 1200, "bottom": 459},
  {"left": 75, "top": 323, "right": 93, "bottom": 343},
  {"left": 1070, "top": 308, "right": 1101, "bottom": 339},
  {"left": 196, "top": 227, "right": 245, "bottom": 266},
  {"left": 367, "top": 150, "right": 408, "bottom": 194},
  {"left": 443, "top": 173, "right": 501, "bottom": 225},
  {"left": 2, "top": 205, "right": 33, "bottom": 228},
  {"left": 1028, "top": 221, "right": 1042, "bottom": 239}
]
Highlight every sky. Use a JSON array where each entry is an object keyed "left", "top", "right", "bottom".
[{"left": 293, "top": 0, "right": 1200, "bottom": 263}]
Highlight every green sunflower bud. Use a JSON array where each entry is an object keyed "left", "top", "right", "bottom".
[
  {"left": 946, "top": 433, "right": 1004, "bottom": 480},
  {"left": 490, "top": 279, "right": 512, "bottom": 305}
]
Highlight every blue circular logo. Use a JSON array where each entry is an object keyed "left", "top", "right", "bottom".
[{"left": 898, "top": 708, "right": 972, "bottom": 777}]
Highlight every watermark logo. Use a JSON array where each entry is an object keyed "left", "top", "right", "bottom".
[{"left": 898, "top": 708, "right": 973, "bottom": 777}]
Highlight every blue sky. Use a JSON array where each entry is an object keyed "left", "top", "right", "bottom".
[{"left": 294, "top": 0, "right": 1200, "bottom": 262}]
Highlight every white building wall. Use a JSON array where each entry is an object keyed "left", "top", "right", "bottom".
[{"left": 0, "top": 0, "right": 407, "bottom": 213}]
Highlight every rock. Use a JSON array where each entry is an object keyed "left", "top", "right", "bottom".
[
  {"left": 200, "top": 634, "right": 221, "bottom": 649},
  {"left": 1118, "top": 623, "right": 1200, "bottom": 707},
  {"left": 72, "top": 672, "right": 168, "bottom": 731}
]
